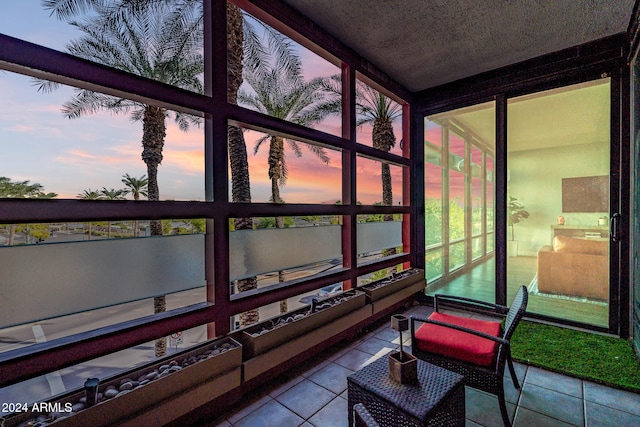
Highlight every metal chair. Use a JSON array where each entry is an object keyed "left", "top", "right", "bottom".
[{"left": 410, "top": 286, "right": 528, "bottom": 427}]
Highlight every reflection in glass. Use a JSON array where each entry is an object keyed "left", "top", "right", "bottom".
[
  {"left": 507, "top": 79, "right": 610, "bottom": 327},
  {"left": 424, "top": 102, "right": 495, "bottom": 301}
]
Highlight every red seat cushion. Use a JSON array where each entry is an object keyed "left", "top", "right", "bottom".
[{"left": 414, "top": 312, "right": 502, "bottom": 367}]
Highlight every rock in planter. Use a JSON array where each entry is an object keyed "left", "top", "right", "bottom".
[
  {"left": 236, "top": 289, "right": 366, "bottom": 358},
  {"left": 4, "top": 337, "right": 242, "bottom": 427}
]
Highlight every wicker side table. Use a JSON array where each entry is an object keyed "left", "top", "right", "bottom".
[{"left": 347, "top": 357, "right": 465, "bottom": 427}]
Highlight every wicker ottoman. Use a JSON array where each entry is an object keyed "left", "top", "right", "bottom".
[{"left": 347, "top": 357, "right": 465, "bottom": 427}]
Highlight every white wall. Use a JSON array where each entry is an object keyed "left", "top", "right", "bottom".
[{"left": 508, "top": 142, "right": 609, "bottom": 256}]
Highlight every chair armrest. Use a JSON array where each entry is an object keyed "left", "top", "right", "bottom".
[
  {"left": 434, "top": 294, "right": 509, "bottom": 315},
  {"left": 410, "top": 316, "right": 510, "bottom": 347},
  {"left": 353, "top": 403, "right": 380, "bottom": 427}
]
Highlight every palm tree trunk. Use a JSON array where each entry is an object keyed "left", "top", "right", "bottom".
[
  {"left": 8, "top": 224, "right": 15, "bottom": 246},
  {"left": 228, "top": 3, "right": 259, "bottom": 328},
  {"left": 141, "top": 105, "right": 167, "bottom": 356},
  {"left": 373, "top": 117, "right": 397, "bottom": 257}
]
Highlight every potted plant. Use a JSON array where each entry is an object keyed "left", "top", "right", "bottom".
[{"left": 507, "top": 196, "right": 529, "bottom": 256}]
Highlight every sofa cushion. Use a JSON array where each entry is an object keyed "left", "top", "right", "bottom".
[
  {"left": 414, "top": 312, "right": 502, "bottom": 367},
  {"left": 553, "top": 235, "right": 608, "bottom": 256}
]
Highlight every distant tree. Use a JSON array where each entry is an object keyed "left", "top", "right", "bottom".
[
  {"left": 77, "top": 188, "right": 103, "bottom": 239},
  {"left": 122, "top": 173, "right": 148, "bottom": 236},
  {"left": 100, "top": 187, "right": 126, "bottom": 239},
  {"left": 0, "top": 177, "right": 57, "bottom": 245}
]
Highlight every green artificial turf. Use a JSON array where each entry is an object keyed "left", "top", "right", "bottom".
[{"left": 511, "top": 320, "right": 640, "bottom": 392}]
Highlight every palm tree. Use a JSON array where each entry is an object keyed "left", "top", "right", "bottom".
[
  {"left": 323, "top": 77, "right": 401, "bottom": 255},
  {"left": 77, "top": 188, "right": 103, "bottom": 240},
  {"left": 43, "top": 0, "right": 301, "bottom": 328},
  {"left": 239, "top": 50, "right": 335, "bottom": 313},
  {"left": 100, "top": 187, "right": 127, "bottom": 239},
  {"left": 122, "top": 173, "right": 148, "bottom": 236},
  {"left": 40, "top": 1, "right": 202, "bottom": 357}
]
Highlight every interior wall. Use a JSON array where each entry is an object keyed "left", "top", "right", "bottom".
[{"left": 508, "top": 141, "right": 610, "bottom": 256}]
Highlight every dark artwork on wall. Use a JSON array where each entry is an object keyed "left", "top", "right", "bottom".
[{"left": 562, "top": 175, "right": 609, "bottom": 213}]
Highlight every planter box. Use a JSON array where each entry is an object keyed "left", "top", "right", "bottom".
[
  {"left": 360, "top": 269, "right": 425, "bottom": 303},
  {"left": 244, "top": 305, "right": 372, "bottom": 381},
  {"left": 4, "top": 337, "right": 242, "bottom": 427},
  {"left": 237, "top": 290, "right": 366, "bottom": 358},
  {"left": 372, "top": 277, "right": 426, "bottom": 315}
]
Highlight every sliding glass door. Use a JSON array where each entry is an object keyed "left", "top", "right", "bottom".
[{"left": 506, "top": 79, "right": 611, "bottom": 327}]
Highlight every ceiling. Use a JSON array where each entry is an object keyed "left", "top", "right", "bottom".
[{"left": 281, "top": 0, "right": 636, "bottom": 93}]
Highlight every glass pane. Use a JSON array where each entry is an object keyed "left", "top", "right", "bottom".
[
  {"left": 472, "top": 177, "right": 483, "bottom": 236},
  {"left": 231, "top": 126, "right": 342, "bottom": 203},
  {"left": 425, "top": 102, "right": 495, "bottom": 301},
  {"left": 0, "top": 72, "right": 205, "bottom": 201},
  {"left": 449, "top": 241, "right": 465, "bottom": 272},
  {"left": 355, "top": 79, "right": 404, "bottom": 157},
  {"left": 0, "top": 228, "right": 206, "bottom": 343},
  {"left": 425, "top": 248, "right": 443, "bottom": 283},
  {"left": 448, "top": 170, "right": 465, "bottom": 240},
  {"left": 507, "top": 79, "right": 610, "bottom": 327},
  {"left": 356, "top": 215, "right": 402, "bottom": 265},
  {"left": 425, "top": 177, "right": 443, "bottom": 247},
  {"left": 234, "top": 11, "right": 341, "bottom": 137},
  {"left": 356, "top": 156, "right": 404, "bottom": 206},
  {"left": 3, "top": 2, "right": 205, "bottom": 93},
  {"left": 472, "top": 236, "right": 483, "bottom": 260},
  {"left": 425, "top": 120, "right": 442, "bottom": 147}
]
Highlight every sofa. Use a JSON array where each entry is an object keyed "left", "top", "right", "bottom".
[{"left": 536, "top": 235, "right": 608, "bottom": 301}]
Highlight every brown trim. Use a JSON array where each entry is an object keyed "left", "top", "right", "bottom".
[{"left": 0, "top": 304, "right": 213, "bottom": 388}]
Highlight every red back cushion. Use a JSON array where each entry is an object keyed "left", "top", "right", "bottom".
[{"left": 414, "top": 312, "right": 502, "bottom": 367}]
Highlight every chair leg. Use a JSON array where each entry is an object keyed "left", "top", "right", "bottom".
[
  {"left": 498, "top": 390, "right": 512, "bottom": 427},
  {"left": 506, "top": 353, "right": 520, "bottom": 389}
]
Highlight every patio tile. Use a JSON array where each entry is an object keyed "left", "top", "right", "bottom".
[
  {"left": 583, "top": 381, "right": 640, "bottom": 417},
  {"left": 299, "top": 359, "right": 330, "bottom": 378},
  {"left": 519, "top": 382, "right": 584, "bottom": 426},
  {"left": 525, "top": 366, "right": 583, "bottom": 398},
  {"left": 584, "top": 400, "right": 640, "bottom": 426},
  {"left": 307, "top": 395, "right": 349, "bottom": 427},
  {"left": 465, "top": 387, "right": 515, "bottom": 426},
  {"left": 333, "top": 348, "right": 382, "bottom": 371},
  {"left": 233, "top": 398, "right": 305, "bottom": 427},
  {"left": 226, "top": 393, "right": 272, "bottom": 424},
  {"left": 514, "top": 406, "right": 575, "bottom": 426},
  {"left": 275, "top": 379, "right": 336, "bottom": 419},
  {"left": 373, "top": 326, "right": 400, "bottom": 342},
  {"left": 355, "top": 336, "right": 396, "bottom": 356},
  {"left": 307, "top": 361, "right": 354, "bottom": 395},
  {"left": 503, "top": 373, "right": 525, "bottom": 405},
  {"left": 268, "top": 374, "right": 305, "bottom": 398}
]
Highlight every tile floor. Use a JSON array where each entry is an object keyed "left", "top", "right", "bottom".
[{"left": 196, "top": 304, "right": 640, "bottom": 427}]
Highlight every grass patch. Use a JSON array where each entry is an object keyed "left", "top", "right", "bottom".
[{"left": 511, "top": 320, "right": 640, "bottom": 393}]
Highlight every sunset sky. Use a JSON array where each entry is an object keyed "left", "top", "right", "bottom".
[{"left": 0, "top": 2, "right": 405, "bottom": 205}]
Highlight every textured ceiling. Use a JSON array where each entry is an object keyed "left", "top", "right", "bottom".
[{"left": 281, "top": 0, "right": 636, "bottom": 93}]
